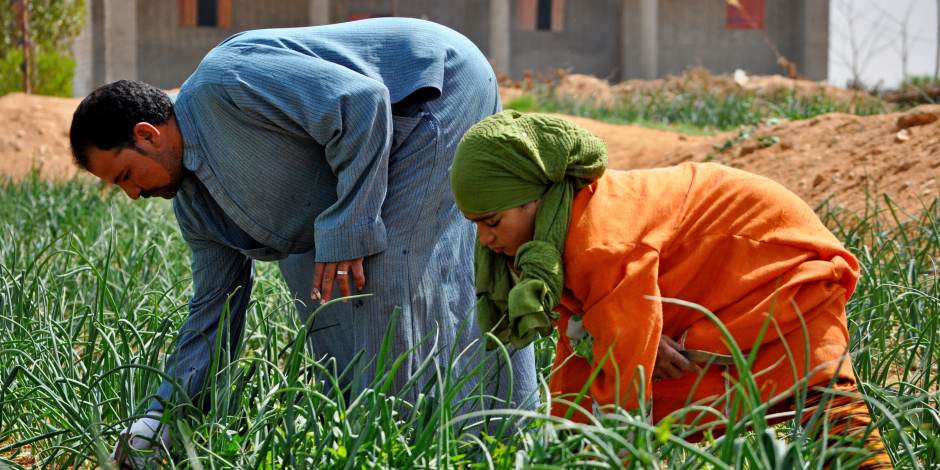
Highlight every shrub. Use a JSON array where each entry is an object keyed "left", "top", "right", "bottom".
[
  {"left": 0, "top": 0, "right": 85, "bottom": 97},
  {"left": 0, "top": 48, "right": 76, "bottom": 97}
]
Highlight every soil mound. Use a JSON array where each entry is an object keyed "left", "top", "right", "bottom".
[
  {"left": 659, "top": 104, "right": 940, "bottom": 214},
  {"left": 552, "top": 67, "right": 882, "bottom": 109},
  {"left": 545, "top": 114, "right": 713, "bottom": 170},
  {"left": 0, "top": 93, "right": 83, "bottom": 181}
]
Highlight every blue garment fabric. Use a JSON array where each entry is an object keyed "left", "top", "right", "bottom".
[{"left": 152, "top": 18, "right": 537, "bottom": 414}]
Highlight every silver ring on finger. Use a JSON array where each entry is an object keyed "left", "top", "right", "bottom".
[{"left": 336, "top": 271, "right": 348, "bottom": 275}]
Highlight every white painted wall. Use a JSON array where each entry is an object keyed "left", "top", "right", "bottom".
[{"left": 829, "top": 0, "right": 939, "bottom": 88}]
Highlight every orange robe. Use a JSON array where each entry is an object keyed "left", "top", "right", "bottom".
[{"left": 549, "top": 163, "right": 858, "bottom": 427}]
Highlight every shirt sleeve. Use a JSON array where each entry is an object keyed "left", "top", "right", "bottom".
[
  {"left": 151, "top": 206, "right": 254, "bottom": 411},
  {"left": 221, "top": 44, "right": 392, "bottom": 262},
  {"left": 555, "top": 244, "right": 663, "bottom": 416}
]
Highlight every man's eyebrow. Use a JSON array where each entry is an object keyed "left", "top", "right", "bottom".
[{"left": 465, "top": 212, "right": 498, "bottom": 222}]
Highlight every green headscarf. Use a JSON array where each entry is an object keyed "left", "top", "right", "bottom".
[{"left": 451, "top": 110, "right": 608, "bottom": 350}]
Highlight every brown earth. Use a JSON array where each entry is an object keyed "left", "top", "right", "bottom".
[
  {"left": 543, "top": 113, "right": 713, "bottom": 170},
  {"left": 4, "top": 91, "right": 938, "bottom": 216},
  {"left": 660, "top": 105, "right": 940, "bottom": 214},
  {"left": 0, "top": 93, "right": 83, "bottom": 181}
]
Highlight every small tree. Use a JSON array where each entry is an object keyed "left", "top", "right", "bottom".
[{"left": 1, "top": 0, "right": 86, "bottom": 96}]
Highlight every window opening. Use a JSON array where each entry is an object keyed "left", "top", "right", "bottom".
[
  {"left": 726, "top": 0, "right": 764, "bottom": 30},
  {"left": 519, "top": 0, "right": 564, "bottom": 32},
  {"left": 536, "top": 0, "right": 552, "bottom": 30},
  {"left": 197, "top": 0, "right": 218, "bottom": 26}
]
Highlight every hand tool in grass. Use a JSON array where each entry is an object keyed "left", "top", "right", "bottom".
[{"left": 679, "top": 349, "right": 736, "bottom": 366}]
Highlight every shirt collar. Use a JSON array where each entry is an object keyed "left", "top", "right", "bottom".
[{"left": 169, "top": 93, "right": 202, "bottom": 173}]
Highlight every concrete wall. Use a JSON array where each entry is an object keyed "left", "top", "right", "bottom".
[
  {"left": 136, "top": 0, "right": 311, "bottom": 89},
  {"left": 511, "top": 0, "right": 621, "bottom": 80},
  {"left": 654, "top": 0, "right": 796, "bottom": 78},
  {"left": 72, "top": 0, "right": 93, "bottom": 97},
  {"left": 793, "top": 0, "right": 829, "bottom": 81},
  {"left": 106, "top": 0, "right": 137, "bottom": 82},
  {"left": 397, "top": 0, "right": 491, "bottom": 61},
  {"left": 73, "top": 0, "right": 137, "bottom": 95},
  {"left": 73, "top": 0, "right": 828, "bottom": 96}
]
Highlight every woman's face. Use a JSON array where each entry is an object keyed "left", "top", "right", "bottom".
[{"left": 464, "top": 200, "right": 540, "bottom": 257}]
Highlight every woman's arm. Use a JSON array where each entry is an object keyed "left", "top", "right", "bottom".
[{"left": 562, "top": 244, "right": 664, "bottom": 413}]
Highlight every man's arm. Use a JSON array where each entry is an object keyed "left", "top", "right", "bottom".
[
  {"left": 116, "top": 198, "right": 253, "bottom": 466},
  {"left": 150, "top": 204, "right": 254, "bottom": 412},
  {"left": 220, "top": 45, "right": 393, "bottom": 264}
]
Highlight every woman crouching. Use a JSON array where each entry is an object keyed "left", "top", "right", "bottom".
[{"left": 449, "top": 110, "right": 891, "bottom": 469}]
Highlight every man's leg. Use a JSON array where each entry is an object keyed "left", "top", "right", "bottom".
[
  {"left": 278, "top": 41, "right": 537, "bottom": 412},
  {"left": 410, "top": 54, "right": 536, "bottom": 418},
  {"left": 278, "top": 250, "right": 361, "bottom": 381}
]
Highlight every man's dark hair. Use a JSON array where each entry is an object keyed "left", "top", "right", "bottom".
[{"left": 70, "top": 80, "right": 174, "bottom": 171}]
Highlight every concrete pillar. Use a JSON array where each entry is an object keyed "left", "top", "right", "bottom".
[
  {"left": 91, "top": 0, "right": 105, "bottom": 88},
  {"left": 103, "top": 0, "right": 137, "bottom": 82},
  {"left": 620, "top": 0, "right": 631, "bottom": 82},
  {"left": 71, "top": 0, "right": 93, "bottom": 96},
  {"left": 799, "top": 0, "right": 828, "bottom": 81},
  {"left": 638, "top": 0, "right": 657, "bottom": 80},
  {"left": 490, "top": 0, "right": 511, "bottom": 76},
  {"left": 309, "top": 0, "right": 330, "bottom": 25}
]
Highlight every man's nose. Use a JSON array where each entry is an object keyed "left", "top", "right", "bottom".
[{"left": 119, "top": 182, "right": 141, "bottom": 200}]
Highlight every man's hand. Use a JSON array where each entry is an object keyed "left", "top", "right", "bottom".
[
  {"left": 652, "top": 335, "right": 703, "bottom": 381},
  {"left": 312, "top": 258, "right": 365, "bottom": 304},
  {"left": 112, "top": 411, "right": 170, "bottom": 469}
]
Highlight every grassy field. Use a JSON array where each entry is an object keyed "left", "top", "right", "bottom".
[
  {"left": 505, "top": 81, "right": 891, "bottom": 133},
  {"left": 1, "top": 173, "right": 939, "bottom": 469}
]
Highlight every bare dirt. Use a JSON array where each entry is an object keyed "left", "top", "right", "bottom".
[
  {"left": 4, "top": 88, "right": 939, "bottom": 216},
  {"left": 0, "top": 92, "right": 83, "bottom": 181},
  {"left": 543, "top": 113, "right": 712, "bottom": 170},
  {"left": 660, "top": 105, "right": 940, "bottom": 214}
]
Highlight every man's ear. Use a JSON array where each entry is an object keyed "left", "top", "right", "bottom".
[{"left": 132, "top": 122, "right": 162, "bottom": 148}]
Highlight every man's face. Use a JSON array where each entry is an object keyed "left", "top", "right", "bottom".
[{"left": 85, "top": 122, "right": 186, "bottom": 200}]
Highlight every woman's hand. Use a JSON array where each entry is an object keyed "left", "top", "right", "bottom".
[
  {"left": 312, "top": 258, "right": 365, "bottom": 304},
  {"left": 652, "top": 334, "right": 703, "bottom": 381}
]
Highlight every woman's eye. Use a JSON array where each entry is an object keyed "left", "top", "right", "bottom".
[{"left": 486, "top": 221, "right": 500, "bottom": 228}]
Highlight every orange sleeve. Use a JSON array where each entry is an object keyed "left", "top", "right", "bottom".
[{"left": 563, "top": 244, "right": 663, "bottom": 413}]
